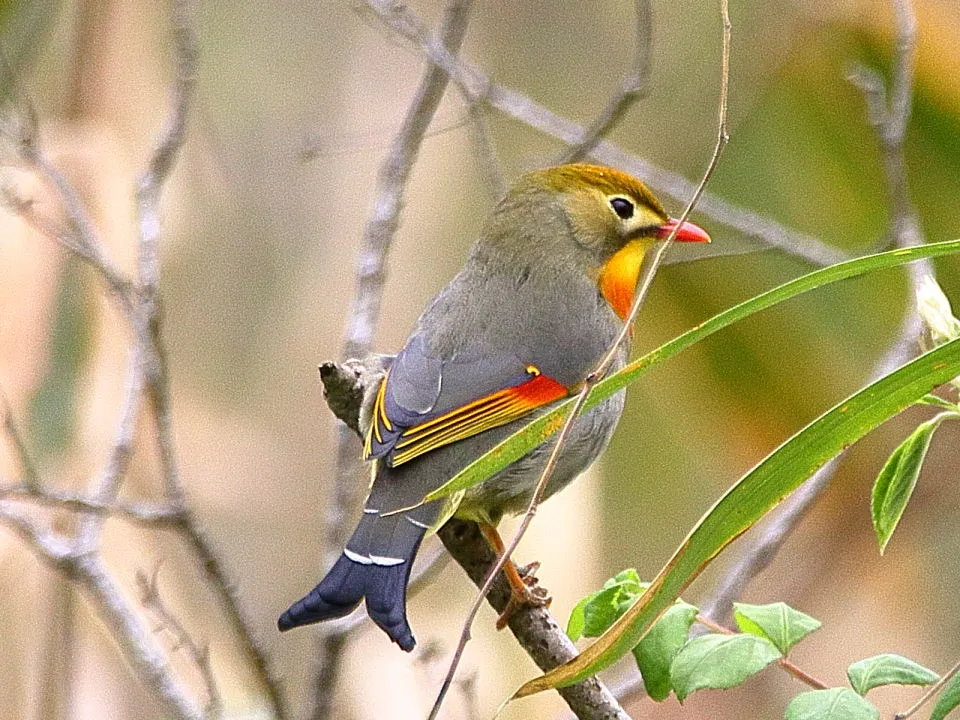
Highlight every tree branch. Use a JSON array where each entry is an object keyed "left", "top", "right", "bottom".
[
  {"left": 308, "top": 3, "right": 478, "bottom": 718},
  {"left": 558, "top": 0, "right": 653, "bottom": 164},
  {"left": 698, "top": 0, "right": 929, "bottom": 629},
  {"left": 358, "top": 0, "right": 846, "bottom": 269}
]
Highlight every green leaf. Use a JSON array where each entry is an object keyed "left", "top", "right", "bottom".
[
  {"left": 785, "top": 688, "right": 879, "bottom": 720},
  {"left": 847, "top": 654, "right": 939, "bottom": 696},
  {"left": 427, "top": 239, "right": 960, "bottom": 504},
  {"left": 581, "top": 586, "right": 626, "bottom": 638},
  {"left": 632, "top": 601, "right": 698, "bottom": 702},
  {"left": 734, "top": 602, "right": 821, "bottom": 655},
  {"left": 931, "top": 670, "right": 960, "bottom": 720},
  {"left": 513, "top": 336, "right": 960, "bottom": 699},
  {"left": 669, "top": 633, "right": 781, "bottom": 702},
  {"left": 917, "top": 394, "right": 960, "bottom": 411},
  {"left": 602, "top": 568, "right": 644, "bottom": 593},
  {"left": 872, "top": 413, "right": 957, "bottom": 553},
  {"left": 567, "top": 571, "right": 647, "bottom": 641},
  {"left": 566, "top": 590, "right": 599, "bottom": 642}
]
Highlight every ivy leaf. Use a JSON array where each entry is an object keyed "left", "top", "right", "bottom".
[
  {"left": 670, "top": 633, "right": 781, "bottom": 702},
  {"left": 847, "top": 654, "right": 939, "bottom": 697},
  {"left": 872, "top": 413, "right": 956, "bottom": 554},
  {"left": 931, "top": 671, "right": 960, "bottom": 720},
  {"left": 785, "top": 688, "right": 879, "bottom": 720},
  {"left": 631, "top": 601, "right": 698, "bottom": 702},
  {"left": 734, "top": 602, "right": 821, "bottom": 655}
]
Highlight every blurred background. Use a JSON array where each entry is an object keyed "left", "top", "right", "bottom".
[{"left": 1, "top": 0, "right": 959, "bottom": 718}]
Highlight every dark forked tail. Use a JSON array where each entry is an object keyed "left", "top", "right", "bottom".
[{"left": 278, "top": 501, "right": 438, "bottom": 651}]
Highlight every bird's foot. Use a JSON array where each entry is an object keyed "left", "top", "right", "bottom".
[{"left": 495, "top": 562, "right": 551, "bottom": 630}]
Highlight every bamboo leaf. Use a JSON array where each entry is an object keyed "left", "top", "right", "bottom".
[
  {"left": 425, "top": 240, "right": 960, "bottom": 504},
  {"left": 871, "top": 413, "right": 956, "bottom": 554},
  {"left": 511, "top": 336, "right": 960, "bottom": 699}
]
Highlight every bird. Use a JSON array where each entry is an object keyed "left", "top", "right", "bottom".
[{"left": 278, "top": 163, "right": 710, "bottom": 651}]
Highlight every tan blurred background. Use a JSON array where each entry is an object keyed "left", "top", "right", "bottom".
[{"left": 1, "top": 0, "right": 960, "bottom": 718}]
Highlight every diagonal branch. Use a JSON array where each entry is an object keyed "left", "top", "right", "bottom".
[
  {"left": 359, "top": 0, "right": 846, "bottom": 269},
  {"left": 559, "top": 0, "right": 653, "bottom": 164},
  {"left": 698, "top": 0, "right": 929, "bottom": 630},
  {"left": 308, "top": 3, "right": 478, "bottom": 719}
]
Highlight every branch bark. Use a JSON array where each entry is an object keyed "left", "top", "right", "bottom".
[{"left": 318, "top": 359, "right": 631, "bottom": 720}]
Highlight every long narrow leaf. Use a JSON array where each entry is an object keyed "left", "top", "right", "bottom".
[
  {"left": 424, "top": 240, "right": 960, "bottom": 503},
  {"left": 512, "top": 336, "right": 960, "bottom": 698}
]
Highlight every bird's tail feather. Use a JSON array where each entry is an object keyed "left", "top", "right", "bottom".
[{"left": 277, "top": 504, "right": 434, "bottom": 651}]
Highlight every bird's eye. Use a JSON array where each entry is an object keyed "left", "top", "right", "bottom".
[{"left": 610, "top": 197, "right": 635, "bottom": 220}]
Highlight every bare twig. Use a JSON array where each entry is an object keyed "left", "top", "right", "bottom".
[
  {"left": 429, "top": 2, "right": 731, "bottom": 717},
  {"left": 0, "top": 502, "right": 204, "bottom": 720},
  {"left": 464, "top": 99, "right": 506, "bottom": 199},
  {"left": 0, "top": 387, "right": 40, "bottom": 489},
  {"left": 308, "top": 3, "right": 477, "bottom": 718},
  {"left": 359, "top": 0, "right": 845, "bottom": 269},
  {"left": 559, "top": 0, "right": 653, "bottom": 163},
  {"left": 137, "top": 564, "right": 222, "bottom": 716},
  {"left": 76, "top": 354, "right": 146, "bottom": 548},
  {"left": 698, "top": 0, "right": 928, "bottom": 629},
  {"left": 0, "top": 481, "right": 184, "bottom": 526},
  {"left": 895, "top": 658, "right": 960, "bottom": 720}
]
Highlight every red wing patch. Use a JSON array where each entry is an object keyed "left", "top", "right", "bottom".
[{"left": 364, "top": 367, "right": 568, "bottom": 467}]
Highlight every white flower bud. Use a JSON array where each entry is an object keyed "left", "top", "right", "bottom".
[{"left": 917, "top": 275, "right": 960, "bottom": 345}]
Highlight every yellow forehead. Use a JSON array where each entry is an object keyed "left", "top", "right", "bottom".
[{"left": 529, "top": 163, "right": 667, "bottom": 219}]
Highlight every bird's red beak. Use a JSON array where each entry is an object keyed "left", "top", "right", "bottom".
[{"left": 656, "top": 218, "right": 711, "bottom": 244}]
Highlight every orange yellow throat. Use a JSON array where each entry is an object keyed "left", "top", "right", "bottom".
[{"left": 599, "top": 239, "right": 653, "bottom": 321}]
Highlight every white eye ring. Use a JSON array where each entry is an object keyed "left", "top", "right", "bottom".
[{"left": 609, "top": 196, "right": 635, "bottom": 220}]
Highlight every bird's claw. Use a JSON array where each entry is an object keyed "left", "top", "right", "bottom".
[{"left": 495, "top": 563, "right": 551, "bottom": 630}]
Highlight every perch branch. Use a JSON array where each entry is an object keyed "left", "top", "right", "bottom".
[{"left": 309, "top": 3, "right": 477, "bottom": 719}]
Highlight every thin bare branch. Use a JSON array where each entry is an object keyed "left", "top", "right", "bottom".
[
  {"left": 311, "top": 4, "right": 476, "bottom": 717},
  {"left": 360, "top": 0, "right": 845, "bottom": 269},
  {"left": 137, "top": 564, "right": 222, "bottom": 716},
  {"left": 76, "top": 353, "right": 146, "bottom": 550},
  {"left": 0, "top": 502, "right": 203, "bottom": 719},
  {"left": 430, "top": 1, "right": 731, "bottom": 717},
  {"left": 2, "top": 152, "right": 136, "bottom": 318},
  {"left": 559, "top": 0, "right": 653, "bottom": 163},
  {"left": 0, "top": 387, "right": 41, "bottom": 489},
  {"left": 78, "top": 553, "right": 204, "bottom": 720},
  {"left": 465, "top": 100, "right": 506, "bottom": 199},
  {"left": 0, "top": 481, "right": 184, "bottom": 526},
  {"left": 895, "top": 657, "right": 960, "bottom": 720},
  {"left": 699, "top": 0, "right": 928, "bottom": 629}
]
